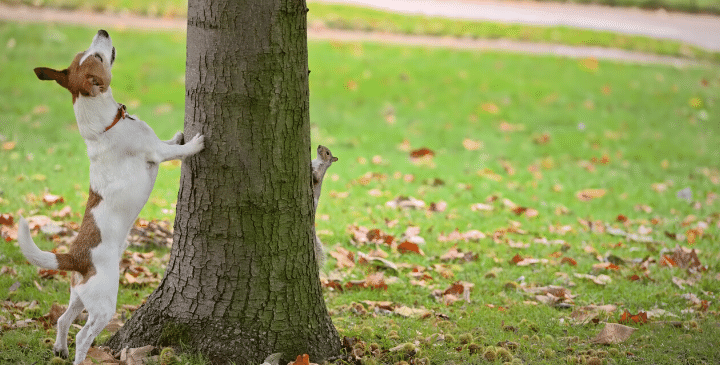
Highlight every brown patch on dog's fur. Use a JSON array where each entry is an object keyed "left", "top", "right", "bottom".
[
  {"left": 56, "top": 188, "right": 103, "bottom": 286},
  {"left": 35, "top": 52, "right": 110, "bottom": 103}
]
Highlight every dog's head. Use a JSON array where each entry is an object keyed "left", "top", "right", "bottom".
[{"left": 34, "top": 30, "right": 116, "bottom": 103}]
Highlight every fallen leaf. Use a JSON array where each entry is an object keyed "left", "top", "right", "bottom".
[
  {"left": 663, "top": 245, "right": 704, "bottom": 272},
  {"left": 580, "top": 57, "right": 599, "bottom": 72},
  {"left": 439, "top": 246, "right": 478, "bottom": 262},
  {"left": 289, "top": 354, "right": 310, "bottom": 365},
  {"left": 36, "top": 303, "right": 67, "bottom": 329},
  {"left": 576, "top": 189, "right": 606, "bottom": 201},
  {"left": 394, "top": 305, "right": 431, "bottom": 318},
  {"left": 329, "top": 246, "right": 355, "bottom": 269},
  {"left": 365, "top": 272, "right": 388, "bottom": 290},
  {"left": 590, "top": 323, "right": 636, "bottom": 344},
  {"left": 574, "top": 273, "right": 612, "bottom": 286},
  {"left": 119, "top": 345, "right": 155, "bottom": 365},
  {"left": 42, "top": 193, "right": 64, "bottom": 206},
  {"left": 2, "top": 141, "right": 16, "bottom": 150},
  {"left": 0, "top": 213, "right": 14, "bottom": 226},
  {"left": 433, "top": 281, "right": 473, "bottom": 305},
  {"left": 481, "top": 102, "right": 500, "bottom": 114},
  {"left": 462, "top": 138, "right": 483, "bottom": 151},
  {"left": 570, "top": 304, "right": 617, "bottom": 325},
  {"left": 619, "top": 310, "right": 648, "bottom": 325},
  {"left": 357, "top": 252, "right": 397, "bottom": 271},
  {"left": 470, "top": 203, "right": 493, "bottom": 211},
  {"left": 104, "top": 317, "right": 124, "bottom": 333},
  {"left": 82, "top": 346, "right": 117, "bottom": 364},
  {"left": 512, "top": 206, "right": 538, "bottom": 217},
  {"left": 51, "top": 206, "right": 73, "bottom": 219},
  {"left": 592, "top": 262, "right": 620, "bottom": 271},
  {"left": 532, "top": 132, "right": 551, "bottom": 145},
  {"left": 260, "top": 353, "right": 284, "bottom": 365},
  {"left": 409, "top": 148, "right": 434, "bottom": 158},
  {"left": 386, "top": 196, "right": 426, "bottom": 210},
  {"left": 397, "top": 241, "right": 424, "bottom": 256},
  {"left": 428, "top": 201, "right": 447, "bottom": 212}
]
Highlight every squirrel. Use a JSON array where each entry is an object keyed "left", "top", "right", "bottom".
[{"left": 311, "top": 145, "right": 337, "bottom": 270}]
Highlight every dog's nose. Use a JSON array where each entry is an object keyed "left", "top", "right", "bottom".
[{"left": 97, "top": 29, "right": 109, "bottom": 38}]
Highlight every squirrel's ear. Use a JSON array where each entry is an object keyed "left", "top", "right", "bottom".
[{"left": 332, "top": 156, "right": 338, "bottom": 162}]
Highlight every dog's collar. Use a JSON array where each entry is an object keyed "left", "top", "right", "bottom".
[{"left": 105, "top": 103, "right": 128, "bottom": 132}]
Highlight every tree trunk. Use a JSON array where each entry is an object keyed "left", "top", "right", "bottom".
[{"left": 107, "top": 0, "right": 341, "bottom": 363}]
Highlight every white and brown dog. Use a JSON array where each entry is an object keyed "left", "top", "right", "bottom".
[{"left": 17, "top": 29, "right": 204, "bottom": 364}]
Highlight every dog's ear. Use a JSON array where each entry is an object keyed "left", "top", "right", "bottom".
[{"left": 34, "top": 67, "right": 70, "bottom": 88}]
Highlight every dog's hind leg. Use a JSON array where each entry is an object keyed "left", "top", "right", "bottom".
[
  {"left": 54, "top": 289, "right": 84, "bottom": 359},
  {"left": 72, "top": 304, "right": 114, "bottom": 364}
]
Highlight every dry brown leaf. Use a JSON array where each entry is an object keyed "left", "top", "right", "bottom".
[
  {"left": 590, "top": 323, "right": 636, "bottom": 344},
  {"left": 574, "top": 273, "right": 612, "bottom": 286},
  {"left": 409, "top": 147, "right": 435, "bottom": 158},
  {"left": 42, "top": 193, "right": 64, "bottom": 206},
  {"left": 81, "top": 346, "right": 118, "bottom": 364},
  {"left": 386, "top": 196, "right": 425, "bottom": 210},
  {"left": 470, "top": 203, "right": 493, "bottom": 211},
  {"left": 329, "top": 247, "right": 355, "bottom": 269},
  {"left": 365, "top": 272, "right": 388, "bottom": 290},
  {"left": 288, "top": 354, "right": 310, "bottom": 365},
  {"left": 481, "top": 102, "right": 500, "bottom": 114},
  {"left": 52, "top": 206, "right": 73, "bottom": 219},
  {"left": 356, "top": 251, "right": 397, "bottom": 271},
  {"left": 619, "top": 310, "right": 648, "bottom": 324},
  {"left": 0, "top": 213, "right": 14, "bottom": 226},
  {"left": 104, "top": 317, "right": 124, "bottom": 333},
  {"left": 120, "top": 345, "right": 155, "bottom": 365},
  {"left": 462, "top": 138, "right": 482, "bottom": 151},
  {"left": 576, "top": 188, "right": 606, "bottom": 201},
  {"left": 394, "top": 305, "right": 430, "bottom": 318},
  {"left": 665, "top": 245, "right": 704, "bottom": 272},
  {"left": 570, "top": 304, "right": 617, "bottom": 324},
  {"left": 397, "top": 241, "right": 424, "bottom": 256}
]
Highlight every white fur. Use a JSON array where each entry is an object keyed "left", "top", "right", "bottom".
[
  {"left": 17, "top": 216, "right": 59, "bottom": 269},
  {"left": 18, "top": 30, "right": 204, "bottom": 365}
]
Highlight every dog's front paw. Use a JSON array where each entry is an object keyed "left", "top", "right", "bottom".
[
  {"left": 170, "top": 131, "right": 184, "bottom": 145},
  {"left": 188, "top": 133, "right": 205, "bottom": 154}
]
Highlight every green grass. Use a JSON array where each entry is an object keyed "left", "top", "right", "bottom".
[
  {"left": 307, "top": 3, "right": 720, "bottom": 63},
  {"left": 2, "top": 22, "right": 720, "bottom": 364},
  {"left": 534, "top": 0, "right": 720, "bottom": 15},
  {"left": 5, "top": 0, "right": 720, "bottom": 16},
  {"left": 3, "top": 0, "right": 720, "bottom": 64}
]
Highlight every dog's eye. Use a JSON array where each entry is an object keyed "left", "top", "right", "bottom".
[{"left": 95, "top": 53, "right": 103, "bottom": 62}]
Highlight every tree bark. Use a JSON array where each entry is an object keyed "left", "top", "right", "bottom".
[{"left": 107, "top": 0, "right": 341, "bottom": 363}]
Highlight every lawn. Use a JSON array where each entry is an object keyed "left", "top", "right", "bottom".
[
  {"left": 3, "top": 0, "right": 720, "bottom": 63},
  {"left": 1, "top": 22, "right": 720, "bottom": 364}
]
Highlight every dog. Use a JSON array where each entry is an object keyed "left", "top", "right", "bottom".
[{"left": 16, "top": 29, "right": 205, "bottom": 364}]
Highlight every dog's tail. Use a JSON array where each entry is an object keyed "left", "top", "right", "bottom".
[{"left": 17, "top": 216, "right": 60, "bottom": 269}]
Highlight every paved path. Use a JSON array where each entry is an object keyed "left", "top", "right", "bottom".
[
  {"left": 0, "top": 3, "right": 705, "bottom": 67},
  {"left": 313, "top": 0, "right": 720, "bottom": 51}
]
